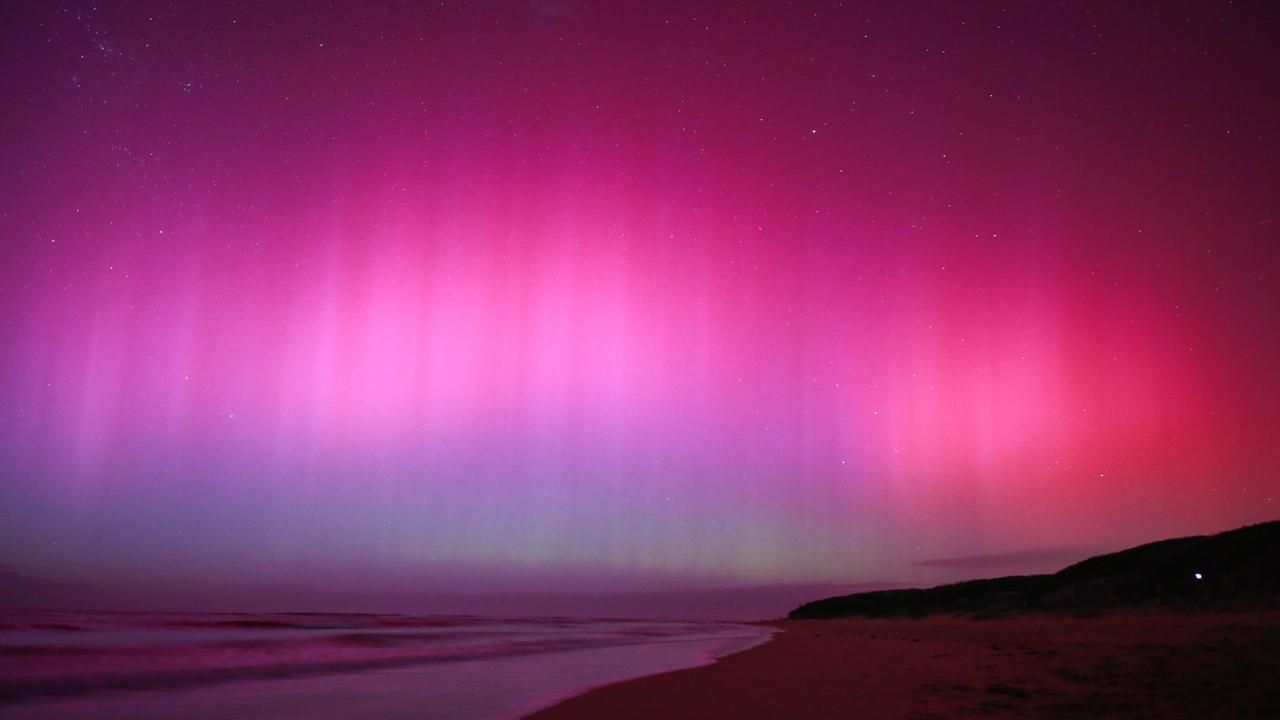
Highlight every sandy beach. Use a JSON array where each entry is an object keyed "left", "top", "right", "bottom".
[{"left": 526, "top": 610, "right": 1280, "bottom": 719}]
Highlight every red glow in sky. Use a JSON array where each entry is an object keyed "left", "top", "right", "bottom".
[{"left": 0, "top": 1, "right": 1277, "bottom": 609}]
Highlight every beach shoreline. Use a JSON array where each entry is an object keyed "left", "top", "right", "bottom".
[
  {"left": 0, "top": 613, "right": 772, "bottom": 720},
  {"left": 524, "top": 609, "right": 1280, "bottom": 719}
]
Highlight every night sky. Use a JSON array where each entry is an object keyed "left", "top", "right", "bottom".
[{"left": 1, "top": 1, "right": 1277, "bottom": 609}]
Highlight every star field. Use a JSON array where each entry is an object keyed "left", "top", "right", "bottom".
[{"left": 0, "top": 0, "right": 1277, "bottom": 604}]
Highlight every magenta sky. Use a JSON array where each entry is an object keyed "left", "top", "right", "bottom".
[{"left": 1, "top": 1, "right": 1277, "bottom": 609}]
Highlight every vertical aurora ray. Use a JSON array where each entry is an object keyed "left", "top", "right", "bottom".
[{"left": 0, "top": 0, "right": 1276, "bottom": 604}]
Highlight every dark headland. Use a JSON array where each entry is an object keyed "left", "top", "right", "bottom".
[
  {"left": 529, "top": 521, "right": 1280, "bottom": 719},
  {"left": 791, "top": 520, "right": 1280, "bottom": 619}
]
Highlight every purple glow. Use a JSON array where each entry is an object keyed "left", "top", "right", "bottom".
[{"left": 0, "top": 0, "right": 1277, "bottom": 612}]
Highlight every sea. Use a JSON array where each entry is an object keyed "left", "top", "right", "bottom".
[{"left": 0, "top": 610, "right": 773, "bottom": 719}]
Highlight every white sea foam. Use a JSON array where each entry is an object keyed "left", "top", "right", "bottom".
[{"left": 0, "top": 610, "right": 771, "bottom": 719}]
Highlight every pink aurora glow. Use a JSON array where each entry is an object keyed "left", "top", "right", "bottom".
[{"left": 0, "top": 1, "right": 1276, "bottom": 605}]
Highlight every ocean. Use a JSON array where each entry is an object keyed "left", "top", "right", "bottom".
[{"left": 0, "top": 610, "right": 772, "bottom": 719}]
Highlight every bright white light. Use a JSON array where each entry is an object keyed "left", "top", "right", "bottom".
[{"left": 1194, "top": 572, "right": 1203, "bottom": 580}]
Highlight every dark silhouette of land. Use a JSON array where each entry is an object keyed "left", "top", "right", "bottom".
[
  {"left": 791, "top": 520, "right": 1279, "bottom": 619},
  {"left": 532, "top": 521, "right": 1280, "bottom": 719}
]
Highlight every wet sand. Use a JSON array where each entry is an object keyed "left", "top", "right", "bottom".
[{"left": 525, "top": 610, "right": 1280, "bottom": 719}]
